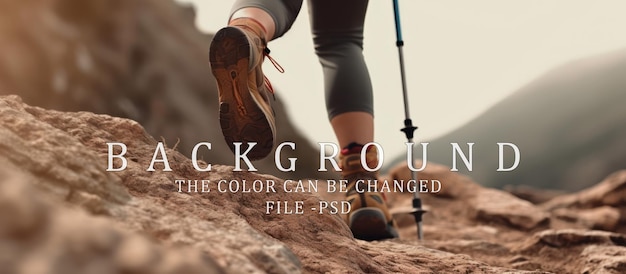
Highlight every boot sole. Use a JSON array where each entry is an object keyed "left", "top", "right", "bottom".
[
  {"left": 349, "top": 208, "right": 399, "bottom": 241},
  {"left": 209, "top": 27, "right": 274, "bottom": 160}
]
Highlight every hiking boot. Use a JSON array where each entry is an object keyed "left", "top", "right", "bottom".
[
  {"left": 209, "top": 18, "right": 283, "bottom": 160},
  {"left": 340, "top": 143, "right": 399, "bottom": 241}
]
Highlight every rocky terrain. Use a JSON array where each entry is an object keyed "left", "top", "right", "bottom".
[{"left": 2, "top": 95, "right": 626, "bottom": 273}]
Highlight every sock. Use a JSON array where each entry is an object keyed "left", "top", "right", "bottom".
[{"left": 228, "top": 17, "right": 267, "bottom": 42}]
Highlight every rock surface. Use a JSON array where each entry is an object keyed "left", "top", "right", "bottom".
[
  {"left": 0, "top": 170, "right": 225, "bottom": 274},
  {"left": 2, "top": 95, "right": 626, "bottom": 273},
  {"left": 385, "top": 161, "right": 626, "bottom": 274}
]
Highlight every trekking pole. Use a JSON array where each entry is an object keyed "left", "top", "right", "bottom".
[{"left": 392, "top": 0, "right": 426, "bottom": 240}]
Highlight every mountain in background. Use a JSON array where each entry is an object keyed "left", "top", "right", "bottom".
[{"left": 392, "top": 48, "right": 626, "bottom": 191}]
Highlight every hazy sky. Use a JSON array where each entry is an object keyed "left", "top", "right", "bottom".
[{"left": 177, "top": 0, "right": 626, "bottom": 157}]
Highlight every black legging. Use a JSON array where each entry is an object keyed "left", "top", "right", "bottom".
[{"left": 230, "top": 0, "right": 373, "bottom": 120}]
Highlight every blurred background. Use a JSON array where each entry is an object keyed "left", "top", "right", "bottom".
[{"left": 1, "top": 0, "right": 625, "bottom": 191}]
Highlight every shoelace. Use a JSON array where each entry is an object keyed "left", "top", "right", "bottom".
[
  {"left": 234, "top": 22, "right": 284, "bottom": 97},
  {"left": 263, "top": 47, "right": 284, "bottom": 97},
  {"left": 344, "top": 172, "right": 389, "bottom": 202}
]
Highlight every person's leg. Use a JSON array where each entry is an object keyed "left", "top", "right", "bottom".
[
  {"left": 331, "top": 112, "right": 374, "bottom": 149},
  {"left": 309, "top": 0, "right": 398, "bottom": 241},
  {"left": 308, "top": 0, "right": 374, "bottom": 148},
  {"left": 210, "top": 0, "right": 303, "bottom": 160}
]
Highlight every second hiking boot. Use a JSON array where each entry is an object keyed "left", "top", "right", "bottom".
[{"left": 340, "top": 143, "right": 399, "bottom": 241}]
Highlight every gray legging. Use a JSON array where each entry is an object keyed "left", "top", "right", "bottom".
[{"left": 231, "top": 0, "right": 373, "bottom": 120}]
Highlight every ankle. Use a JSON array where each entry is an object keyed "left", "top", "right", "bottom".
[
  {"left": 229, "top": 17, "right": 269, "bottom": 42},
  {"left": 339, "top": 143, "right": 379, "bottom": 180},
  {"left": 340, "top": 142, "right": 365, "bottom": 156}
]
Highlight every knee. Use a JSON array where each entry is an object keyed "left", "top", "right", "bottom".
[{"left": 312, "top": 33, "right": 364, "bottom": 58}]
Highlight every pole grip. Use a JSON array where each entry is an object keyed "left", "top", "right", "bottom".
[{"left": 392, "top": 0, "right": 403, "bottom": 43}]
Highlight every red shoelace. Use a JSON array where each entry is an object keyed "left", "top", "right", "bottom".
[{"left": 263, "top": 48, "right": 284, "bottom": 95}]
